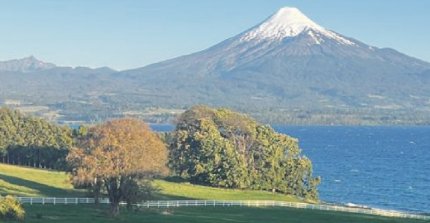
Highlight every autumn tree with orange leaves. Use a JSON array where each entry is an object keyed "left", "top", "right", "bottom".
[{"left": 67, "top": 119, "right": 168, "bottom": 216}]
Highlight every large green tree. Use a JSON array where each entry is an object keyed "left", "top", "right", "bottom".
[{"left": 169, "top": 105, "right": 320, "bottom": 200}]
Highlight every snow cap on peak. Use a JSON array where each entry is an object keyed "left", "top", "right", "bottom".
[
  {"left": 22, "top": 55, "right": 40, "bottom": 62},
  {"left": 240, "top": 7, "right": 355, "bottom": 45},
  {"left": 270, "top": 7, "right": 320, "bottom": 28},
  {"left": 240, "top": 7, "right": 324, "bottom": 41}
]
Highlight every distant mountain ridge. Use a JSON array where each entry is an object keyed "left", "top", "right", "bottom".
[
  {"left": 1, "top": 7, "right": 430, "bottom": 124},
  {"left": 0, "top": 56, "right": 56, "bottom": 72}
]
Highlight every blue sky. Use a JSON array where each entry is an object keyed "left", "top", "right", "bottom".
[{"left": 1, "top": 0, "right": 429, "bottom": 70}]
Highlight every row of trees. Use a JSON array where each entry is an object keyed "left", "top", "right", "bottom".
[
  {"left": 0, "top": 108, "right": 72, "bottom": 169},
  {"left": 168, "top": 106, "right": 320, "bottom": 200},
  {"left": 0, "top": 106, "right": 319, "bottom": 216}
]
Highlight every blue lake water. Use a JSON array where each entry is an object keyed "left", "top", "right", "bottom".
[{"left": 151, "top": 125, "right": 430, "bottom": 213}]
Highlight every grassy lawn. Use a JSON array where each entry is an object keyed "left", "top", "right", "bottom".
[
  {"left": 0, "top": 163, "right": 84, "bottom": 197},
  {"left": 154, "top": 180, "right": 302, "bottom": 202},
  {"left": 0, "top": 163, "right": 301, "bottom": 202},
  {"left": 1, "top": 163, "right": 428, "bottom": 223},
  {"left": 10, "top": 205, "right": 427, "bottom": 223}
]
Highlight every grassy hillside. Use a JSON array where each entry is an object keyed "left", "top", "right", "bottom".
[
  {"left": 0, "top": 164, "right": 300, "bottom": 201},
  {"left": 1, "top": 163, "right": 428, "bottom": 223},
  {"left": 0, "top": 163, "right": 83, "bottom": 197},
  {"left": 153, "top": 180, "right": 301, "bottom": 202}
]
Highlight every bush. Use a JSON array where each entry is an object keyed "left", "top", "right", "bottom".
[{"left": 0, "top": 195, "right": 25, "bottom": 221}]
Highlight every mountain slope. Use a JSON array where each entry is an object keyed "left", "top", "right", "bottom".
[
  {"left": 122, "top": 7, "right": 430, "bottom": 113},
  {"left": 0, "top": 56, "right": 56, "bottom": 72}
]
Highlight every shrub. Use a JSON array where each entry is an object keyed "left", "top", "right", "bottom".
[{"left": 0, "top": 195, "right": 25, "bottom": 221}]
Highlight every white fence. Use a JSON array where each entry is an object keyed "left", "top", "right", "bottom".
[
  {"left": 16, "top": 197, "right": 430, "bottom": 220},
  {"left": 17, "top": 197, "right": 109, "bottom": 205}
]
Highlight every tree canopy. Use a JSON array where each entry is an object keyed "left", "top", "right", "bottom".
[
  {"left": 0, "top": 107, "right": 72, "bottom": 169},
  {"left": 67, "top": 118, "right": 168, "bottom": 216},
  {"left": 169, "top": 106, "right": 320, "bottom": 200}
]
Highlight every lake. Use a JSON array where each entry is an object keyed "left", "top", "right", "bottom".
[{"left": 151, "top": 125, "right": 430, "bottom": 213}]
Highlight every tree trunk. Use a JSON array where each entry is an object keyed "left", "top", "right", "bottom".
[
  {"left": 37, "top": 148, "right": 40, "bottom": 168},
  {"left": 94, "top": 178, "right": 102, "bottom": 206},
  {"left": 110, "top": 202, "right": 120, "bottom": 217},
  {"left": 94, "top": 192, "right": 100, "bottom": 206},
  {"left": 126, "top": 200, "right": 132, "bottom": 210},
  {"left": 106, "top": 177, "right": 122, "bottom": 217}
]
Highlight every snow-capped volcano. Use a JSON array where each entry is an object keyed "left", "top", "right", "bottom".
[
  {"left": 240, "top": 7, "right": 354, "bottom": 45},
  {"left": 2, "top": 7, "right": 430, "bottom": 125},
  {"left": 120, "top": 6, "right": 430, "bottom": 114}
]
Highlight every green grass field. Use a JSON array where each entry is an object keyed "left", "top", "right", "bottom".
[
  {"left": 1, "top": 163, "right": 428, "bottom": 223},
  {"left": 17, "top": 205, "right": 428, "bottom": 223},
  {"left": 154, "top": 180, "right": 301, "bottom": 202},
  {"left": 0, "top": 163, "right": 84, "bottom": 197},
  {"left": 0, "top": 163, "right": 301, "bottom": 202}
]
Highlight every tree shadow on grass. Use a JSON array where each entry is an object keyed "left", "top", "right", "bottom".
[
  {"left": 152, "top": 192, "right": 194, "bottom": 201},
  {"left": 162, "top": 176, "right": 189, "bottom": 183},
  {"left": 0, "top": 173, "right": 84, "bottom": 197}
]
